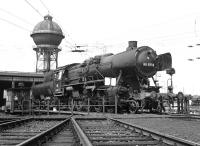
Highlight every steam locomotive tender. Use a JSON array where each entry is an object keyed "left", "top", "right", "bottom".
[{"left": 32, "top": 41, "right": 172, "bottom": 113}]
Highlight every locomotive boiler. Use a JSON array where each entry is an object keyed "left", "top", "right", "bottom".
[{"left": 32, "top": 41, "right": 172, "bottom": 113}]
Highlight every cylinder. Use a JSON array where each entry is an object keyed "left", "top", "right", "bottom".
[{"left": 32, "top": 81, "right": 54, "bottom": 98}]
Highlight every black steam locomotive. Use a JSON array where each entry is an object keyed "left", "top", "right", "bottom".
[{"left": 32, "top": 41, "right": 172, "bottom": 113}]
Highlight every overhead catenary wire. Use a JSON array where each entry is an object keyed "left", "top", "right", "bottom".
[
  {"left": 36, "top": 0, "right": 110, "bottom": 53},
  {"left": 39, "top": 0, "right": 50, "bottom": 14},
  {"left": 0, "top": 17, "right": 31, "bottom": 49},
  {"left": 26, "top": 1, "right": 200, "bottom": 48},
  {"left": 35, "top": 1, "right": 200, "bottom": 52},
  {"left": 24, "top": 0, "right": 43, "bottom": 18},
  {"left": 0, "top": 7, "right": 34, "bottom": 26},
  {"left": 138, "top": 30, "right": 200, "bottom": 42},
  {"left": 0, "top": 17, "right": 30, "bottom": 32},
  {"left": 130, "top": 12, "right": 200, "bottom": 35},
  {"left": 37, "top": 0, "right": 78, "bottom": 50},
  {"left": 39, "top": 0, "right": 81, "bottom": 50},
  {"left": 47, "top": 15, "right": 77, "bottom": 48}
]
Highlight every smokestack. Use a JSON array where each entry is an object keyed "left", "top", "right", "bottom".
[{"left": 126, "top": 41, "right": 137, "bottom": 51}]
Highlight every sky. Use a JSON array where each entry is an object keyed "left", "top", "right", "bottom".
[{"left": 0, "top": 0, "right": 200, "bottom": 94}]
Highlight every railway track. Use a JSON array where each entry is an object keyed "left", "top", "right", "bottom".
[
  {"left": 42, "top": 120, "right": 78, "bottom": 146},
  {"left": 0, "top": 116, "right": 199, "bottom": 146},
  {"left": 0, "top": 117, "right": 69, "bottom": 146},
  {"left": 73, "top": 116, "right": 200, "bottom": 146},
  {"left": 0, "top": 118, "right": 18, "bottom": 124}
]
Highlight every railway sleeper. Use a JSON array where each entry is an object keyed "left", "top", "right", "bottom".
[
  {"left": 84, "top": 128, "right": 127, "bottom": 131},
  {"left": 43, "top": 128, "right": 77, "bottom": 145},
  {"left": 92, "top": 140, "right": 162, "bottom": 146},
  {"left": 0, "top": 137, "right": 28, "bottom": 140},
  {"left": 88, "top": 134, "right": 142, "bottom": 137},
  {"left": 70, "top": 122, "right": 81, "bottom": 144},
  {"left": 90, "top": 136, "right": 154, "bottom": 141},
  {"left": 85, "top": 131, "right": 133, "bottom": 135},
  {"left": 0, "top": 131, "right": 40, "bottom": 136},
  {"left": 76, "top": 117, "right": 200, "bottom": 146},
  {"left": 0, "top": 139, "right": 25, "bottom": 145}
]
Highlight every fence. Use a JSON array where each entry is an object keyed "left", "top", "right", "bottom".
[
  {"left": 7, "top": 97, "right": 200, "bottom": 116},
  {"left": 26, "top": 97, "right": 118, "bottom": 115},
  {"left": 163, "top": 99, "right": 200, "bottom": 115}
]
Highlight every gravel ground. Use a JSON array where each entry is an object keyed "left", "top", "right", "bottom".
[
  {"left": 1, "top": 111, "right": 200, "bottom": 143},
  {"left": 0, "top": 112, "right": 21, "bottom": 118},
  {"left": 0, "top": 112, "right": 71, "bottom": 119},
  {"left": 4, "top": 120, "right": 61, "bottom": 132},
  {"left": 120, "top": 117, "right": 200, "bottom": 144}
]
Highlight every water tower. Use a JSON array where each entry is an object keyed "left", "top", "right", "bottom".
[{"left": 31, "top": 15, "right": 65, "bottom": 72}]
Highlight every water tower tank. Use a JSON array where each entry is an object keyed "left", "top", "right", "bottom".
[
  {"left": 31, "top": 15, "right": 65, "bottom": 72},
  {"left": 31, "top": 14, "right": 64, "bottom": 47}
]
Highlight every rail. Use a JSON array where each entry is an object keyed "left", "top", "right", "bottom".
[
  {"left": 16, "top": 116, "right": 92, "bottom": 146},
  {"left": 73, "top": 116, "right": 200, "bottom": 146},
  {"left": 16, "top": 116, "right": 72, "bottom": 146},
  {"left": 108, "top": 117, "right": 200, "bottom": 146},
  {"left": 0, "top": 118, "right": 32, "bottom": 130},
  {"left": 71, "top": 117, "right": 93, "bottom": 146}
]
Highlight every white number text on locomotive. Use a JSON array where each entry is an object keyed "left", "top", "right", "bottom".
[{"left": 143, "top": 62, "right": 154, "bottom": 67}]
